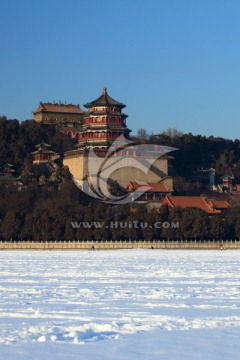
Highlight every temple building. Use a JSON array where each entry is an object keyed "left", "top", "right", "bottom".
[
  {"left": 220, "top": 174, "right": 234, "bottom": 192},
  {"left": 161, "top": 195, "right": 229, "bottom": 215},
  {"left": 33, "top": 102, "right": 83, "bottom": 135},
  {"left": 63, "top": 88, "right": 175, "bottom": 190},
  {"left": 126, "top": 181, "right": 172, "bottom": 201},
  {"left": 32, "top": 141, "right": 58, "bottom": 164},
  {"left": 76, "top": 87, "right": 131, "bottom": 149},
  {"left": 0, "top": 163, "right": 15, "bottom": 177}
]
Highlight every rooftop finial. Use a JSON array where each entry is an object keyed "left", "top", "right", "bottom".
[{"left": 102, "top": 87, "right": 107, "bottom": 95}]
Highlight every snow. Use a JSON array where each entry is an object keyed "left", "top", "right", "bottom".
[{"left": 0, "top": 249, "right": 239, "bottom": 359}]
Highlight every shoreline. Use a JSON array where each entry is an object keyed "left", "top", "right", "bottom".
[{"left": 0, "top": 240, "right": 240, "bottom": 250}]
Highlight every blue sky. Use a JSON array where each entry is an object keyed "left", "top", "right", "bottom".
[{"left": 0, "top": 0, "right": 240, "bottom": 139}]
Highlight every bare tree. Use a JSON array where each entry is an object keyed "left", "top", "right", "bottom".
[
  {"left": 161, "top": 128, "right": 183, "bottom": 139},
  {"left": 136, "top": 128, "right": 149, "bottom": 140}
]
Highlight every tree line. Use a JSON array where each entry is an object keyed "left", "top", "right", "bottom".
[
  {"left": 0, "top": 116, "right": 76, "bottom": 176},
  {"left": 0, "top": 178, "right": 240, "bottom": 241},
  {"left": 1, "top": 117, "right": 240, "bottom": 179},
  {"left": 137, "top": 127, "right": 240, "bottom": 178},
  {"left": 1, "top": 117, "right": 240, "bottom": 241}
]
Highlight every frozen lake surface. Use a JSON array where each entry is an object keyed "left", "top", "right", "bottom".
[{"left": 0, "top": 249, "right": 239, "bottom": 360}]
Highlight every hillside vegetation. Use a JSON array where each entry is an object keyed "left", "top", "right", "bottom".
[{"left": 0, "top": 117, "right": 240, "bottom": 240}]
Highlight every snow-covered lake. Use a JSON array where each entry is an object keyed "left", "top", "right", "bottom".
[{"left": 0, "top": 250, "right": 239, "bottom": 360}]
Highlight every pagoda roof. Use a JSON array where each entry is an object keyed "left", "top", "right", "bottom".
[
  {"left": 84, "top": 88, "right": 126, "bottom": 109},
  {"left": 35, "top": 141, "right": 52, "bottom": 148},
  {"left": 33, "top": 102, "right": 83, "bottom": 114},
  {"left": 3, "top": 163, "right": 14, "bottom": 168},
  {"left": 86, "top": 111, "right": 128, "bottom": 118},
  {"left": 221, "top": 174, "right": 234, "bottom": 180},
  {"left": 198, "top": 167, "right": 216, "bottom": 173}
]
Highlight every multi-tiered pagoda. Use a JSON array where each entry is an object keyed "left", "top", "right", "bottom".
[
  {"left": 32, "top": 141, "right": 57, "bottom": 164},
  {"left": 76, "top": 88, "right": 131, "bottom": 149},
  {"left": 0, "top": 163, "right": 15, "bottom": 177}
]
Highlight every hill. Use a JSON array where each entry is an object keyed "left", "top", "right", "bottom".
[{"left": 0, "top": 117, "right": 240, "bottom": 241}]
